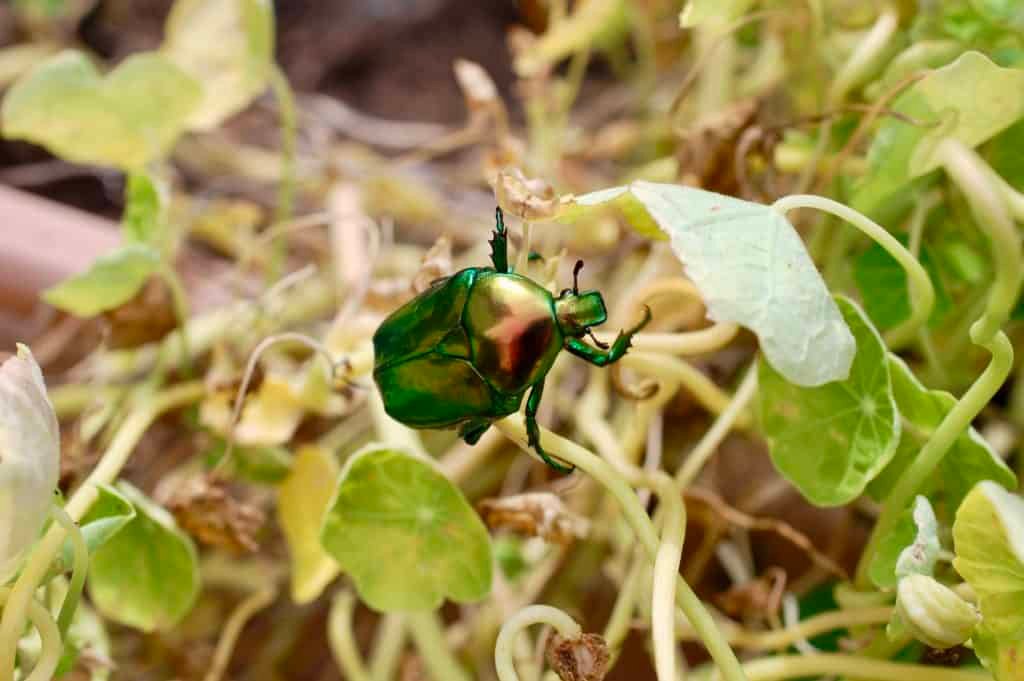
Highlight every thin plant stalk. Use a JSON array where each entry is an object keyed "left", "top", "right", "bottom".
[{"left": 495, "top": 605, "right": 581, "bottom": 681}]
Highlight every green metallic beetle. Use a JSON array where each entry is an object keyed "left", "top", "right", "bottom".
[{"left": 372, "top": 208, "right": 651, "bottom": 472}]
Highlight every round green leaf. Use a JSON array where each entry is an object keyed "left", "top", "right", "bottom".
[
  {"left": 758, "top": 296, "right": 900, "bottom": 506},
  {"left": 87, "top": 482, "right": 200, "bottom": 632},
  {"left": 320, "top": 446, "right": 492, "bottom": 612}
]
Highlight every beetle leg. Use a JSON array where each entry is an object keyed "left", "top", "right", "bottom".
[
  {"left": 565, "top": 306, "right": 652, "bottom": 367},
  {"left": 489, "top": 206, "right": 510, "bottom": 273},
  {"left": 526, "top": 381, "right": 575, "bottom": 473},
  {"left": 458, "top": 419, "right": 490, "bottom": 445}
]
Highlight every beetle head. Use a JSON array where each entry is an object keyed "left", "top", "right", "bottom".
[{"left": 555, "top": 290, "right": 607, "bottom": 337}]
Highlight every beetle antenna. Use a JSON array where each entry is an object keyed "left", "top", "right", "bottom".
[
  {"left": 572, "top": 259, "right": 584, "bottom": 295},
  {"left": 586, "top": 329, "right": 609, "bottom": 349}
]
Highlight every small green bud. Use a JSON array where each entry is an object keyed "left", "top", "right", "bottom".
[{"left": 895, "top": 575, "right": 980, "bottom": 650}]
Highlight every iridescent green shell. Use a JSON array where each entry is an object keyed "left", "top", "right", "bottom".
[{"left": 373, "top": 269, "right": 562, "bottom": 429}]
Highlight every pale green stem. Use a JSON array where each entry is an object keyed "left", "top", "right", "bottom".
[
  {"left": 49, "top": 385, "right": 121, "bottom": 419},
  {"left": 858, "top": 139, "right": 1022, "bottom": 585},
  {"left": 0, "top": 381, "right": 205, "bottom": 680},
  {"left": 718, "top": 606, "right": 892, "bottom": 650},
  {"left": 651, "top": 478, "right": 685, "bottom": 681},
  {"left": 603, "top": 552, "right": 645, "bottom": 654},
  {"left": 495, "top": 605, "right": 581, "bottom": 681},
  {"left": 267, "top": 62, "right": 297, "bottom": 279},
  {"left": 937, "top": 139, "right": 1023, "bottom": 337},
  {"left": 406, "top": 611, "right": 472, "bottom": 681},
  {"left": 694, "top": 18, "right": 734, "bottom": 119},
  {"left": 328, "top": 591, "right": 373, "bottom": 681},
  {"left": 676, "top": 364, "right": 758, "bottom": 489},
  {"left": 826, "top": 6, "right": 899, "bottom": 105},
  {"left": 772, "top": 194, "right": 935, "bottom": 348},
  {"left": 494, "top": 416, "right": 748, "bottom": 681},
  {"left": 0, "top": 589, "right": 60, "bottom": 681},
  {"left": 159, "top": 265, "right": 194, "bottom": 377},
  {"left": 711, "top": 653, "right": 989, "bottom": 681},
  {"left": 50, "top": 506, "right": 87, "bottom": 636},
  {"left": 369, "top": 615, "right": 407, "bottom": 681},
  {"left": 204, "top": 586, "right": 277, "bottom": 681}
]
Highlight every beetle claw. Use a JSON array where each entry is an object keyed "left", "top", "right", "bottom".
[{"left": 527, "top": 418, "right": 575, "bottom": 474}]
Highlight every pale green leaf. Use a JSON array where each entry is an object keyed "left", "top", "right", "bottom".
[
  {"left": 0, "top": 346, "right": 59, "bottom": 583},
  {"left": 163, "top": 0, "right": 274, "bottom": 130},
  {"left": 42, "top": 245, "right": 161, "bottom": 317},
  {"left": 953, "top": 481, "right": 1024, "bottom": 641},
  {"left": 853, "top": 51, "right": 1024, "bottom": 215},
  {"left": 122, "top": 172, "right": 165, "bottom": 245},
  {"left": 758, "top": 296, "right": 899, "bottom": 506},
  {"left": 562, "top": 181, "right": 855, "bottom": 387},
  {"left": 868, "top": 356, "right": 1016, "bottom": 509},
  {"left": 58, "top": 484, "right": 135, "bottom": 574},
  {"left": 910, "top": 52, "right": 1024, "bottom": 175},
  {"left": 869, "top": 495, "right": 941, "bottom": 589},
  {"left": 86, "top": 482, "right": 200, "bottom": 632},
  {"left": 320, "top": 446, "right": 492, "bottom": 612},
  {"left": 1, "top": 50, "right": 200, "bottom": 169},
  {"left": 278, "top": 445, "right": 340, "bottom": 604}
]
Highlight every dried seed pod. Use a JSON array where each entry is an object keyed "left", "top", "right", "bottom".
[
  {"left": 166, "top": 475, "right": 265, "bottom": 554},
  {"left": 545, "top": 632, "right": 610, "bottom": 681},
  {"left": 895, "top": 575, "right": 980, "bottom": 650}
]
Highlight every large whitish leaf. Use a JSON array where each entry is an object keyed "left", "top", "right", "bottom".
[
  {"left": 1, "top": 50, "right": 200, "bottom": 169},
  {"left": 86, "top": 482, "right": 200, "bottom": 631},
  {"left": 758, "top": 297, "right": 899, "bottom": 506},
  {"left": 320, "top": 446, "right": 492, "bottom": 612},
  {"left": 162, "top": 0, "right": 274, "bottom": 130},
  {"left": 278, "top": 445, "right": 340, "bottom": 604},
  {"left": 562, "top": 181, "right": 855, "bottom": 387},
  {"left": 0, "top": 346, "right": 59, "bottom": 583}
]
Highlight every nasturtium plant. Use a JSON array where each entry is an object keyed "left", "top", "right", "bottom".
[
  {"left": 758, "top": 296, "right": 899, "bottom": 506},
  {"left": 162, "top": 0, "right": 275, "bottom": 130},
  {"left": 0, "top": 345, "right": 59, "bottom": 583},
  {"left": 121, "top": 173, "right": 166, "bottom": 246},
  {"left": 1, "top": 50, "right": 200, "bottom": 169},
  {"left": 278, "top": 444, "right": 340, "bottom": 604},
  {"left": 853, "top": 51, "right": 1024, "bottom": 215},
  {"left": 86, "top": 482, "right": 200, "bottom": 632},
  {"left": 562, "top": 181, "right": 856, "bottom": 387},
  {"left": 868, "top": 356, "right": 1016, "bottom": 509},
  {"left": 953, "top": 482, "right": 1024, "bottom": 679},
  {"left": 854, "top": 237, "right": 950, "bottom": 331},
  {"left": 42, "top": 245, "right": 161, "bottom": 317},
  {"left": 320, "top": 446, "right": 493, "bottom": 612},
  {"left": 57, "top": 484, "right": 135, "bottom": 575},
  {"left": 869, "top": 495, "right": 940, "bottom": 590}
]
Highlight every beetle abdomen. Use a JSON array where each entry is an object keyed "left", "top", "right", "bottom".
[{"left": 374, "top": 354, "right": 498, "bottom": 428}]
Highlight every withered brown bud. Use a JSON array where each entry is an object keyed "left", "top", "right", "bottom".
[{"left": 545, "top": 632, "right": 610, "bottom": 681}]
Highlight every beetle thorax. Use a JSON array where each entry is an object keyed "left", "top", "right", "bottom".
[{"left": 464, "top": 273, "right": 561, "bottom": 393}]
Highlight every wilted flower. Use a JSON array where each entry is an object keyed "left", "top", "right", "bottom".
[
  {"left": 0, "top": 345, "right": 60, "bottom": 582},
  {"left": 895, "top": 574, "right": 980, "bottom": 650}
]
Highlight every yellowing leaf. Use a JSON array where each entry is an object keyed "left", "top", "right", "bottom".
[
  {"left": 2, "top": 50, "right": 200, "bottom": 169},
  {"left": 163, "top": 0, "right": 275, "bottom": 130},
  {"left": 278, "top": 445, "right": 340, "bottom": 604}
]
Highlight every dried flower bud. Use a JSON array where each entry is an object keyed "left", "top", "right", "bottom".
[
  {"left": 478, "top": 492, "right": 589, "bottom": 544},
  {"left": 545, "top": 632, "right": 609, "bottom": 681},
  {"left": 166, "top": 475, "right": 264, "bottom": 553},
  {"left": 895, "top": 575, "right": 980, "bottom": 650}
]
